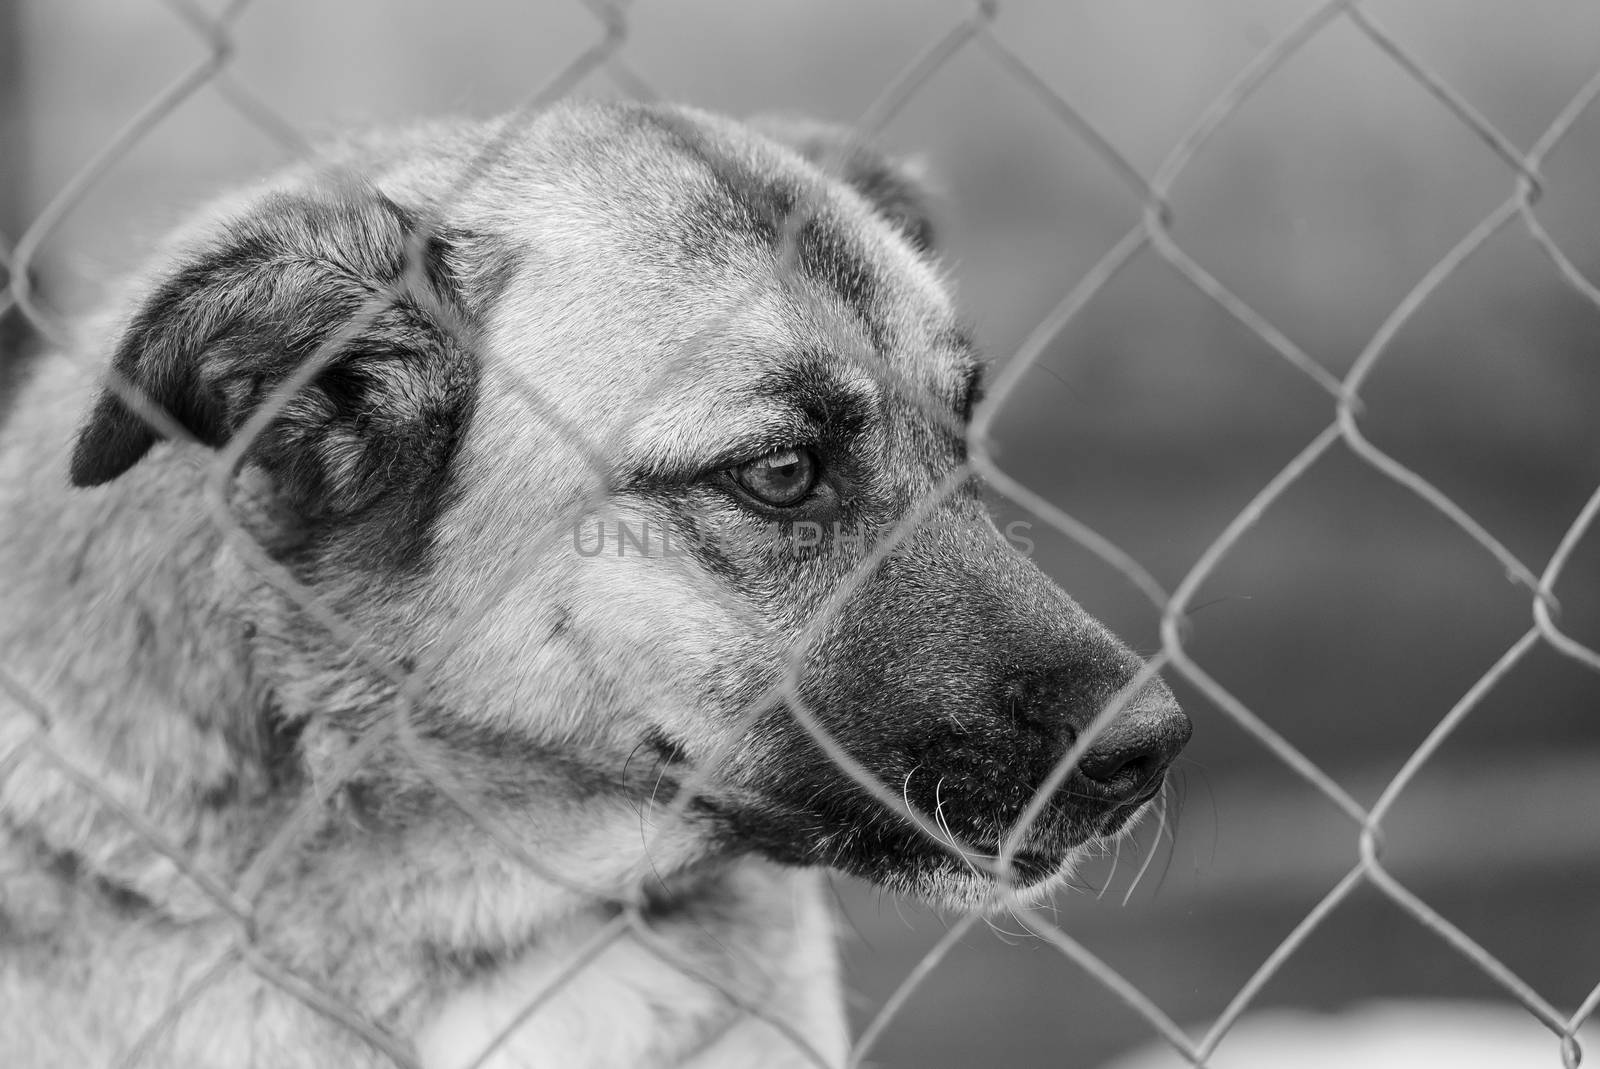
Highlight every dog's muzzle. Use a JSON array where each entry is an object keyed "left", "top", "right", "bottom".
[{"left": 721, "top": 510, "right": 1193, "bottom": 896}]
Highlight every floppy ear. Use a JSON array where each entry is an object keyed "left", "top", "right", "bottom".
[
  {"left": 69, "top": 184, "right": 480, "bottom": 519},
  {"left": 749, "top": 115, "right": 939, "bottom": 252}
]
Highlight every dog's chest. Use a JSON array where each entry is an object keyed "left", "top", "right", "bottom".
[{"left": 413, "top": 932, "right": 729, "bottom": 1069}]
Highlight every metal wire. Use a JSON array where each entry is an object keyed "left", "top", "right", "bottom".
[{"left": 2, "top": 1, "right": 1597, "bottom": 1066}]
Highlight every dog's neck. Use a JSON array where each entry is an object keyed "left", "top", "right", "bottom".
[{"left": 0, "top": 401, "right": 279, "bottom": 927}]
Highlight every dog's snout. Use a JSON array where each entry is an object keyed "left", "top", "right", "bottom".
[{"left": 1077, "top": 701, "right": 1191, "bottom": 804}]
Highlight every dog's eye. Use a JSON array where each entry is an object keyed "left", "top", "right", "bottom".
[{"left": 731, "top": 448, "right": 818, "bottom": 508}]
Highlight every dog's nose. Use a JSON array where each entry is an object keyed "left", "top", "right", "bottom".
[{"left": 1077, "top": 701, "right": 1191, "bottom": 804}]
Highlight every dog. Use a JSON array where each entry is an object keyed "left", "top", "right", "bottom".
[{"left": 0, "top": 101, "right": 1190, "bottom": 1068}]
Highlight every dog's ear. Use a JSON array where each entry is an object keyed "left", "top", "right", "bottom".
[
  {"left": 750, "top": 115, "right": 939, "bottom": 253},
  {"left": 69, "top": 184, "right": 479, "bottom": 518}
]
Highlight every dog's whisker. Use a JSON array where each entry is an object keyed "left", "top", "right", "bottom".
[
  {"left": 930, "top": 778, "right": 960, "bottom": 855},
  {"left": 1122, "top": 790, "right": 1168, "bottom": 907},
  {"left": 1155, "top": 781, "right": 1184, "bottom": 896},
  {"left": 1096, "top": 831, "right": 1125, "bottom": 900},
  {"left": 981, "top": 911, "right": 1030, "bottom": 944}
]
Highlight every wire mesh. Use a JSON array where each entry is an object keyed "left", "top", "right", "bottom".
[{"left": 1, "top": 1, "right": 1598, "bottom": 1067}]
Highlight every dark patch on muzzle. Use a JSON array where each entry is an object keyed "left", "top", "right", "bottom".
[{"left": 723, "top": 510, "right": 1190, "bottom": 886}]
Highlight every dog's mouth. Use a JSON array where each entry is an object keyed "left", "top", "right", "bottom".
[
  {"left": 699, "top": 755, "right": 1173, "bottom": 900},
  {"left": 892, "top": 776, "right": 1172, "bottom": 907},
  {"left": 700, "top": 726, "right": 1176, "bottom": 909},
  {"left": 1002, "top": 850, "right": 1062, "bottom": 888},
  {"left": 820, "top": 792, "right": 1167, "bottom": 909}
]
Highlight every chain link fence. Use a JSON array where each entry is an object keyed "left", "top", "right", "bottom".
[{"left": 2, "top": 1, "right": 1599, "bottom": 1066}]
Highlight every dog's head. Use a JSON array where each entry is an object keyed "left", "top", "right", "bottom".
[{"left": 69, "top": 102, "right": 1188, "bottom": 912}]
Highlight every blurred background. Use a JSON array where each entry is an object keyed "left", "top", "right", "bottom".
[{"left": 4, "top": 1, "right": 1599, "bottom": 1066}]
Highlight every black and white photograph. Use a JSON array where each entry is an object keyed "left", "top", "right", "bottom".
[{"left": 2, "top": 2, "right": 1598, "bottom": 1066}]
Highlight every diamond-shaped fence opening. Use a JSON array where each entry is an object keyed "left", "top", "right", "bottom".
[{"left": 2, "top": 2, "right": 1599, "bottom": 1067}]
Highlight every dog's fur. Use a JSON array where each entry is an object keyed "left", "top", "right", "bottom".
[{"left": 0, "top": 101, "right": 1189, "bottom": 1068}]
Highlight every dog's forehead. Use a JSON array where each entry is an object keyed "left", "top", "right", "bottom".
[{"left": 469, "top": 103, "right": 971, "bottom": 424}]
